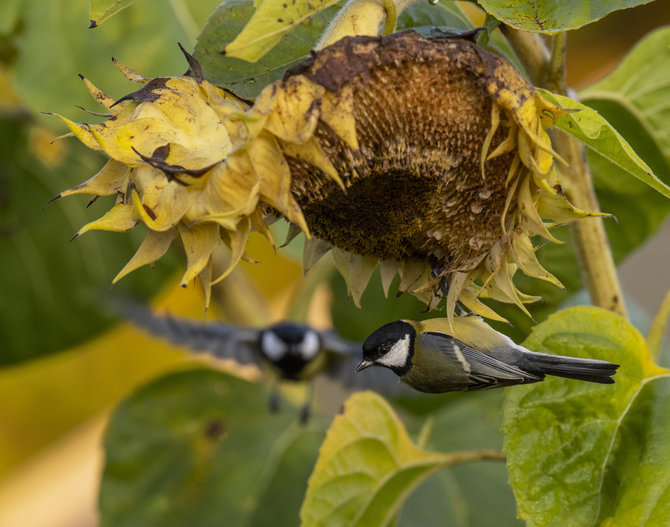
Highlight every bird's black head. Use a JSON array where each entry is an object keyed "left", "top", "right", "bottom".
[
  {"left": 259, "top": 322, "right": 322, "bottom": 380},
  {"left": 359, "top": 320, "right": 416, "bottom": 376}
]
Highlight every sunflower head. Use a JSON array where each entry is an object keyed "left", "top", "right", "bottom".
[
  {"left": 50, "top": 47, "right": 306, "bottom": 306},
  {"left": 222, "top": 30, "right": 595, "bottom": 322}
]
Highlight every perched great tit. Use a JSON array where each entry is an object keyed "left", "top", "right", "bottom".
[
  {"left": 117, "top": 301, "right": 405, "bottom": 421},
  {"left": 357, "top": 317, "right": 619, "bottom": 393}
]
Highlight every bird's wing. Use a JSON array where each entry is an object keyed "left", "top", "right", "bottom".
[
  {"left": 115, "top": 299, "right": 261, "bottom": 366},
  {"left": 319, "top": 330, "right": 413, "bottom": 395},
  {"left": 423, "top": 332, "right": 542, "bottom": 388}
]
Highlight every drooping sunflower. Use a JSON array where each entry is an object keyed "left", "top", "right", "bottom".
[
  {"left": 50, "top": 47, "right": 306, "bottom": 306},
  {"left": 54, "top": 32, "right": 591, "bottom": 321},
  {"left": 222, "top": 30, "right": 593, "bottom": 322}
]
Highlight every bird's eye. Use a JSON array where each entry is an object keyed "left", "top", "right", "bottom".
[
  {"left": 299, "top": 330, "right": 320, "bottom": 360},
  {"left": 260, "top": 331, "right": 287, "bottom": 360}
]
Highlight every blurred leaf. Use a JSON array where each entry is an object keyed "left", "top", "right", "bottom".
[
  {"left": 301, "top": 391, "right": 505, "bottom": 527},
  {"left": 300, "top": 391, "right": 447, "bottom": 527},
  {"left": 503, "top": 306, "right": 670, "bottom": 526},
  {"left": 540, "top": 89, "right": 670, "bottom": 199},
  {"left": 580, "top": 26, "right": 670, "bottom": 177},
  {"left": 224, "top": 0, "right": 340, "bottom": 62},
  {"left": 477, "top": 0, "right": 652, "bottom": 33},
  {"left": 89, "top": 0, "right": 138, "bottom": 27},
  {"left": 647, "top": 288, "right": 670, "bottom": 361},
  {"left": 194, "top": 0, "right": 342, "bottom": 99},
  {"left": 100, "top": 368, "right": 326, "bottom": 527},
  {"left": 12, "top": 0, "right": 220, "bottom": 120},
  {"left": 400, "top": 391, "right": 520, "bottom": 527},
  {"left": 0, "top": 118, "right": 178, "bottom": 365}
]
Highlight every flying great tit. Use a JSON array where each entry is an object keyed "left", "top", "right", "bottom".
[
  {"left": 356, "top": 317, "right": 619, "bottom": 393},
  {"left": 118, "top": 301, "right": 406, "bottom": 421}
]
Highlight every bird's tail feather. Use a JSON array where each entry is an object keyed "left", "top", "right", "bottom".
[{"left": 523, "top": 352, "right": 619, "bottom": 384}]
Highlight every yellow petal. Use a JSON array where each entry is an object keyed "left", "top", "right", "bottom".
[
  {"left": 47, "top": 114, "right": 101, "bottom": 151},
  {"left": 80, "top": 75, "right": 117, "bottom": 111},
  {"left": 349, "top": 254, "right": 377, "bottom": 307},
  {"left": 113, "top": 228, "right": 177, "bottom": 283},
  {"left": 59, "top": 160, "right": 130, "bottom": 198},
  {"left": 380, "top": 260, "right": 401, "bottom": 297},
  {"left": 279, "top": 136, "right": 344, "bottom": 190},
  {"left": 320, "top": 84, "right": 359, "bottom": 151},
  {"left": 199, "top": 260, "right": 213, "bottom": 311},
  {"left": 331, "top": 248, "right": 351, "bottom": 294},
  {"left": 445, "top": 271, "right": 469, "bottom": 332},
  {"left": 509, "top": 231, "right": 563, "bottom": 289},
  {"left": 459, "top": 285, "right": 509, "bottom": 323},
  {"left": 212, "top": 217, "right": 251, "bottom": 285},
  {"left": 516, "top": 175, "right": 561, "bottom": 243},
  {"left": 131, "top": 171, "right": 201, "bottom": 231},
  {"left": 262, "top": 77, "right": 324, "bottom": 143},
  {"left": 398, "top": 260, "right": 426, "bottom": 294},
  {"left": 112, "top": 57, "right": 149, "bottom": 83},
  {"left": 180, "top": 223, "right": 221, "bottom": 286},
  {"left": 202, "top": 160, "right": 259, "bottom": 219},
  {"left": 76, "top": 203, "right": 136, "bottom": 236},
  {"left": 536, "top": 177, "right": 600, "bottom": 224}
]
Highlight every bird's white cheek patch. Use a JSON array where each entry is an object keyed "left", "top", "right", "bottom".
[
  {"left": 261, "top": 331, "right": 287, "bottom": 361},
  {"left": 299, "top": 330, "right": 320, "bottom": 360},
  {"left": 377, "top": 334, "right": 411, "bottom": 369}
]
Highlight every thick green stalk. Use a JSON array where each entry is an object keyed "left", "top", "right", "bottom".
[{"left": 503, "top": 26, "right": 628, "bottom": 319}]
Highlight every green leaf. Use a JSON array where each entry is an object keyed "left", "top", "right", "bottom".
[
  {"left": 224, "top": 0, "right": 340, "bottom": 62},
  {"left": 396, "top": 1, "right": 473, "bottom": 30},
  {"left": 100, "top": 368, "right": 326, "bottom": 527},
  {"left": 580, "top": 26, "right": 670, "bottom": 176},
  {"left": 301, "top": 391, "right": 447, "bottom": 527},
  {"left": 301, "top": 391, "right": 505, "bottom": 527},
  {"left": 400, "top": 391, "right": 521, "bottom": 527},
  {"left": 89, "top": 0, "right": 138, "bottom": 27},
  {"left": 0, "top": 118, "right": 178, "bottom": 365},
  {"left": 194, "top": 0, "right": 342, "bottom": 100},
  {"left": 539, "top": 89, "right": 670, "bottom": 199},
  {"left": 503, "top": 306, "right": 670, "bottom": 526},
  {"left": 477, "top": 0, "right": 652, "bottom": 33}
]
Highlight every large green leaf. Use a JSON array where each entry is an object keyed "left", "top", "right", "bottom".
[
  {"left": 0, "top": 118, "right": 178, "bottom": 365},
  {"left": 478, "top": 0, "right": 653, "bottom": 33},
  {"left": 100, "top": 368, "right": 326, "bottom": 527},
  {"left": 194, "top": 0, "right": 342, "bottom": 99},
  {"left": 400, "top": 391, "right": 521, "bottom": 527},
  {"left": 580, "top": 26, "right": 670, "bottom": 175},
  {"left": 539, "top": 89, "right": 670, "bottom": 199},
  {"left": 89, "top": 0, "right": 138, "bottom": 27},
  {"left": 503, "top": 306, "right": 670, "bottom": 526},
  {"left": 224, "top": 0, "right": 341, "bottom": 62},
  {"left": 300, "top": 391, "right": 505, "bottom": 527}
]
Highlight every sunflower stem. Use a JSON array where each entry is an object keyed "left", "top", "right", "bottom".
[{"left": 503, "top": 26, "right": 628, "bottom": 320}]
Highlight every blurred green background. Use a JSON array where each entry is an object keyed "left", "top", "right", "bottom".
[{"left": 1, "top": 1, "right": 670, "bottom": 526}]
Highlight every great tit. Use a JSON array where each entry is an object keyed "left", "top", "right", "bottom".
[
  {"left": 117, "top": 301, "right": 405, "bottom": 421},
  {"left": 356, "top": 317, "right": 619, "bottom": 393}
]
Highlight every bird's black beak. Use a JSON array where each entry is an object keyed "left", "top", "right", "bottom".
[{"left": 355, "top": 360, "right": 373, "bottom": 373}]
